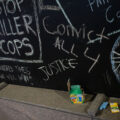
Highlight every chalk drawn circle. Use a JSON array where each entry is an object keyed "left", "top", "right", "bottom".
[{"left": 110, "top": 36, "right": 120, "bottom": 83}]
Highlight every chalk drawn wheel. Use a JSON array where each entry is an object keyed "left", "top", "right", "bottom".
[{"left": 110, "top": 36, "right": 120, "bottom": 83}]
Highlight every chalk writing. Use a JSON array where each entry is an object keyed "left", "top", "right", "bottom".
[
  {"left": 111, "top": 36, "right": 120, "bottom": 83},
  {"left": 71, "top": 44, "right": 78, "bottom": 58},
  {"left": 107, "top": 28, "right": 120, "bottom": 37},
  {"left": 38, "top": 0, "right": 43, "bottom": 13},
  {"left": 84, "top": 47, "right": 100, "bottom": 73},
  {"left": 0, "top": 64, "right": 32, "bottom": 83},
  {"left": 87, "top": 27, "right": 109, "bottom": 44},
  {"left": 43, "top": 16, "right": 113, "bottom": 45},
  {"left": 0, "top": 38, "right": 34, "bottom": 56},
  {"left": 54, "top": 37, "right": 78, "bottom": 57},
  {"left": 41, "top": 5, "right": 60, "bottom": 11},
  {"left": 88, "top": 0, "right": 110, "bottom": 12},
  {"left": 18, "top": 74, "right": 32, "bottom": 83},
  {"left": 32, "top": 0, "right": 42, "bottom": 61},
  {"left": 0, "top": 0, "right": 23, "bottom": 16},
  {"left": 111, "top": 51, "right": 120, "bottom": 71},
  {"left": 15, "top": 65, "right": 32, "bottom": 83},
  {"left": 43, "top": 15, "right": 120, "bottom": 45},
  {"left": 15, "top": 65, "right": 30, "bottom": 75},
  {"left": 0, "top": 73, "right": 16, "bottom": 81},
  {"left": 105, "top": 5, "right": 120, "bottom": 23},
  {"left": 38, "top": 0, "right": 60, "bottom": 12},
  {"left": 1, "top": 72, "right": 32, "bottom": 83},
  {"left": 87, "top": 27, "right": 120, "bottom": 44},
  {"left": 0, "top": 65, "right": 14, "bottom": 72},
  {"left": 38, "top": 59, "right": 78, "bottom": 81},
  {"left": 56, "top": 0, "right": 75, "bottom": 29},
  {"left": 6, "top": 74, "right": 17, "bottom": 81},
  {"left": 0, "top": 0, "right": 42, "bottom": 63},
  {"left": 43, "top": 16, "right": 86, "bottom": 39}
]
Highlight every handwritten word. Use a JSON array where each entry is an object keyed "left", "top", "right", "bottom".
[
  {"left": 0, "top": 15, "right": 36, "bottom": 36},
  {"left": 18, "top": 74, "right": 32, "bottom": 83},
  {"left": 43, "top": 16, "right": 86, "bottom": 39},
  {"left": 0, "top": 73, "right": 16, "bottom": 81},
  {"left": 0, "top": 0, "right": 23, "bottom": 15},
  {"left": 38, "top": 59, "right": 78, "bottom": 81},
  {"left": 88, "top": 0, "right": 110, "bottom": 12},
  {"left": 54, "top": 37, "right": 78, "bottom": 57},
  {"left": 0, "top": 64, "right": 32, "bottom": 83},
  {"left": 105, "top": 5, "right": 120, "bottom": 23},
  {"left": 15, "top": 65, "right": 30, "bottom": 75},
  {"left": 14, "top": 65, "right": 31, "bottom": 82},
  {"left": 2, "top": 72, "right": 31, "bottom": 83},
  {"left": 6, "top": 73, "right": 17, "bottom": 81},
  {"left": 0, "top": 37, "right": 34, "bottom": 56},
  {"left": 84, "top": 47, "right": 100, "bottom": 73},
  {"left": 0, "top": 65, "right": 13, "bottom": 72},
  {"left": 87, "top": 27, "right": 109, "bottom": 44}
]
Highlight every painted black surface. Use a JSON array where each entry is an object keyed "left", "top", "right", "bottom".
[{"left": 0, "top": 0, "right": 120, "bottom": 97}]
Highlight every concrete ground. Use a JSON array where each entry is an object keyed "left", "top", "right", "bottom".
[{"left": 0, "top": 84, "right": 120, "bottom": 120}]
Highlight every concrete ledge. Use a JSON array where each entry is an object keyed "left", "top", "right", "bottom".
[
  {"left": 0, "top": 98, "right": 91, "bottom": 120},
  {"left": 0, "top": 84, "right": 93, "bottom": 117},
  {"left": 0, "top": 84, "right": 120, "bottom": 120},
  {"left": 87, "top": 94, "right": 107, "bottom": 117},
  {"left": 0, "top": 82, "right": 8, "bottom": 90}
]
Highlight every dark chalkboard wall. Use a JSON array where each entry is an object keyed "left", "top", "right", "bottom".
[{"left": 0, "top": 0, "right": 120, "bottom": 97}]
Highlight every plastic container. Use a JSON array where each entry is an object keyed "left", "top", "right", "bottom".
[{"left": 69, "top": 85, "right": 85, "bottom": 104}]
